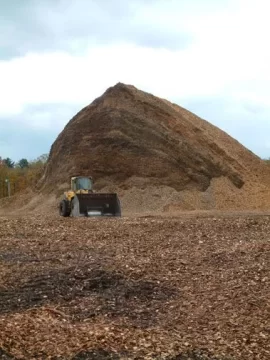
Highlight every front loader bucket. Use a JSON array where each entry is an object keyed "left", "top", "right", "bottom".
[{"left": 71, "top": 193, "right": 121, "bottom": 217}]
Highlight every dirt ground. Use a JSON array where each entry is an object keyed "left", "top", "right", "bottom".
[{"left": 0, "top": 212, "right": 269, "bottom": 359}]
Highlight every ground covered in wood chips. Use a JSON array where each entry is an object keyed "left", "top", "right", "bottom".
[{"left": 0, "top": 213, "right": 269, "bottom": 359}]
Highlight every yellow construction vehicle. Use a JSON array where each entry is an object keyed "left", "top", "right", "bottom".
[{"left": 59, "top": 176, "right": 121, "bottom": 217}]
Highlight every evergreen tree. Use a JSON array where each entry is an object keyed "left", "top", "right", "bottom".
[
  {"left": 3, "top": 158, "right": 15, "bottom": 168},
  {"left": 18, "top": 158, "right": 29, "bottom": 169}
]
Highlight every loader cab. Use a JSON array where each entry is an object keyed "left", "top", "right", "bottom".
[{"left": 71, "top": 176, "right": 93, "bottom": 192}]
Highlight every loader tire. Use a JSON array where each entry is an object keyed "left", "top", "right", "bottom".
[{"left": 59, "top": 200, "right": 71, "bottom": 217}]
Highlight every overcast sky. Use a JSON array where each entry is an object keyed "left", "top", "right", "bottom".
[{"left": 0, "top": 0, "right": 269, "bottom": 161}]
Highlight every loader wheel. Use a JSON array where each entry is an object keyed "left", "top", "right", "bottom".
[{"left": 59, "top": 200, "right": 71, "bottom": 217}]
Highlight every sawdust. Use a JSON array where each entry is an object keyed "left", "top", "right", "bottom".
[
  {"left": 0, "top": 213, "right": 269, "bottom": 359},
  {"left": 36, "top": 83, "right": 270, "bottom": 213},
  {"left": 1, "top": 83, "right": 269, "bottom": 215}
]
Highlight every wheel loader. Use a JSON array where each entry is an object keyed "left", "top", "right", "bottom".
[{"left": 59, "top": 176, "right": 121, "bottom": 217}]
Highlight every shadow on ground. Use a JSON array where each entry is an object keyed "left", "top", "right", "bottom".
[
  {"left": 0, "top": 264, "right": 176, "bottom": 327},
  {"left": 0, "top": 348, "right": 232, "bottom": 360}
]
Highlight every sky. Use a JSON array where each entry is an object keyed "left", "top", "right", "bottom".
[{"left": 0, "top": 0, "right": 269, "bottom": 161}]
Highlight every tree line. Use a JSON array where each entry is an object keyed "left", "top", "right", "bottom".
[
  {"left": 0, "top": 154, "right": 48, "bottom": 169},
  {"left": 0, "top": 154, "right": 48, "bottom": 199}
]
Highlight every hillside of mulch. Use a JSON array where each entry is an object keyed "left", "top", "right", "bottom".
[
  {"left": 39, "top": 83, "right": 270, "bottom": 201},
  {"left": 2, "top": 83, "right": 270, "bottom": 215},
  {"left": 0, "top": 213, "right": 269, "bottom": 359}
]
